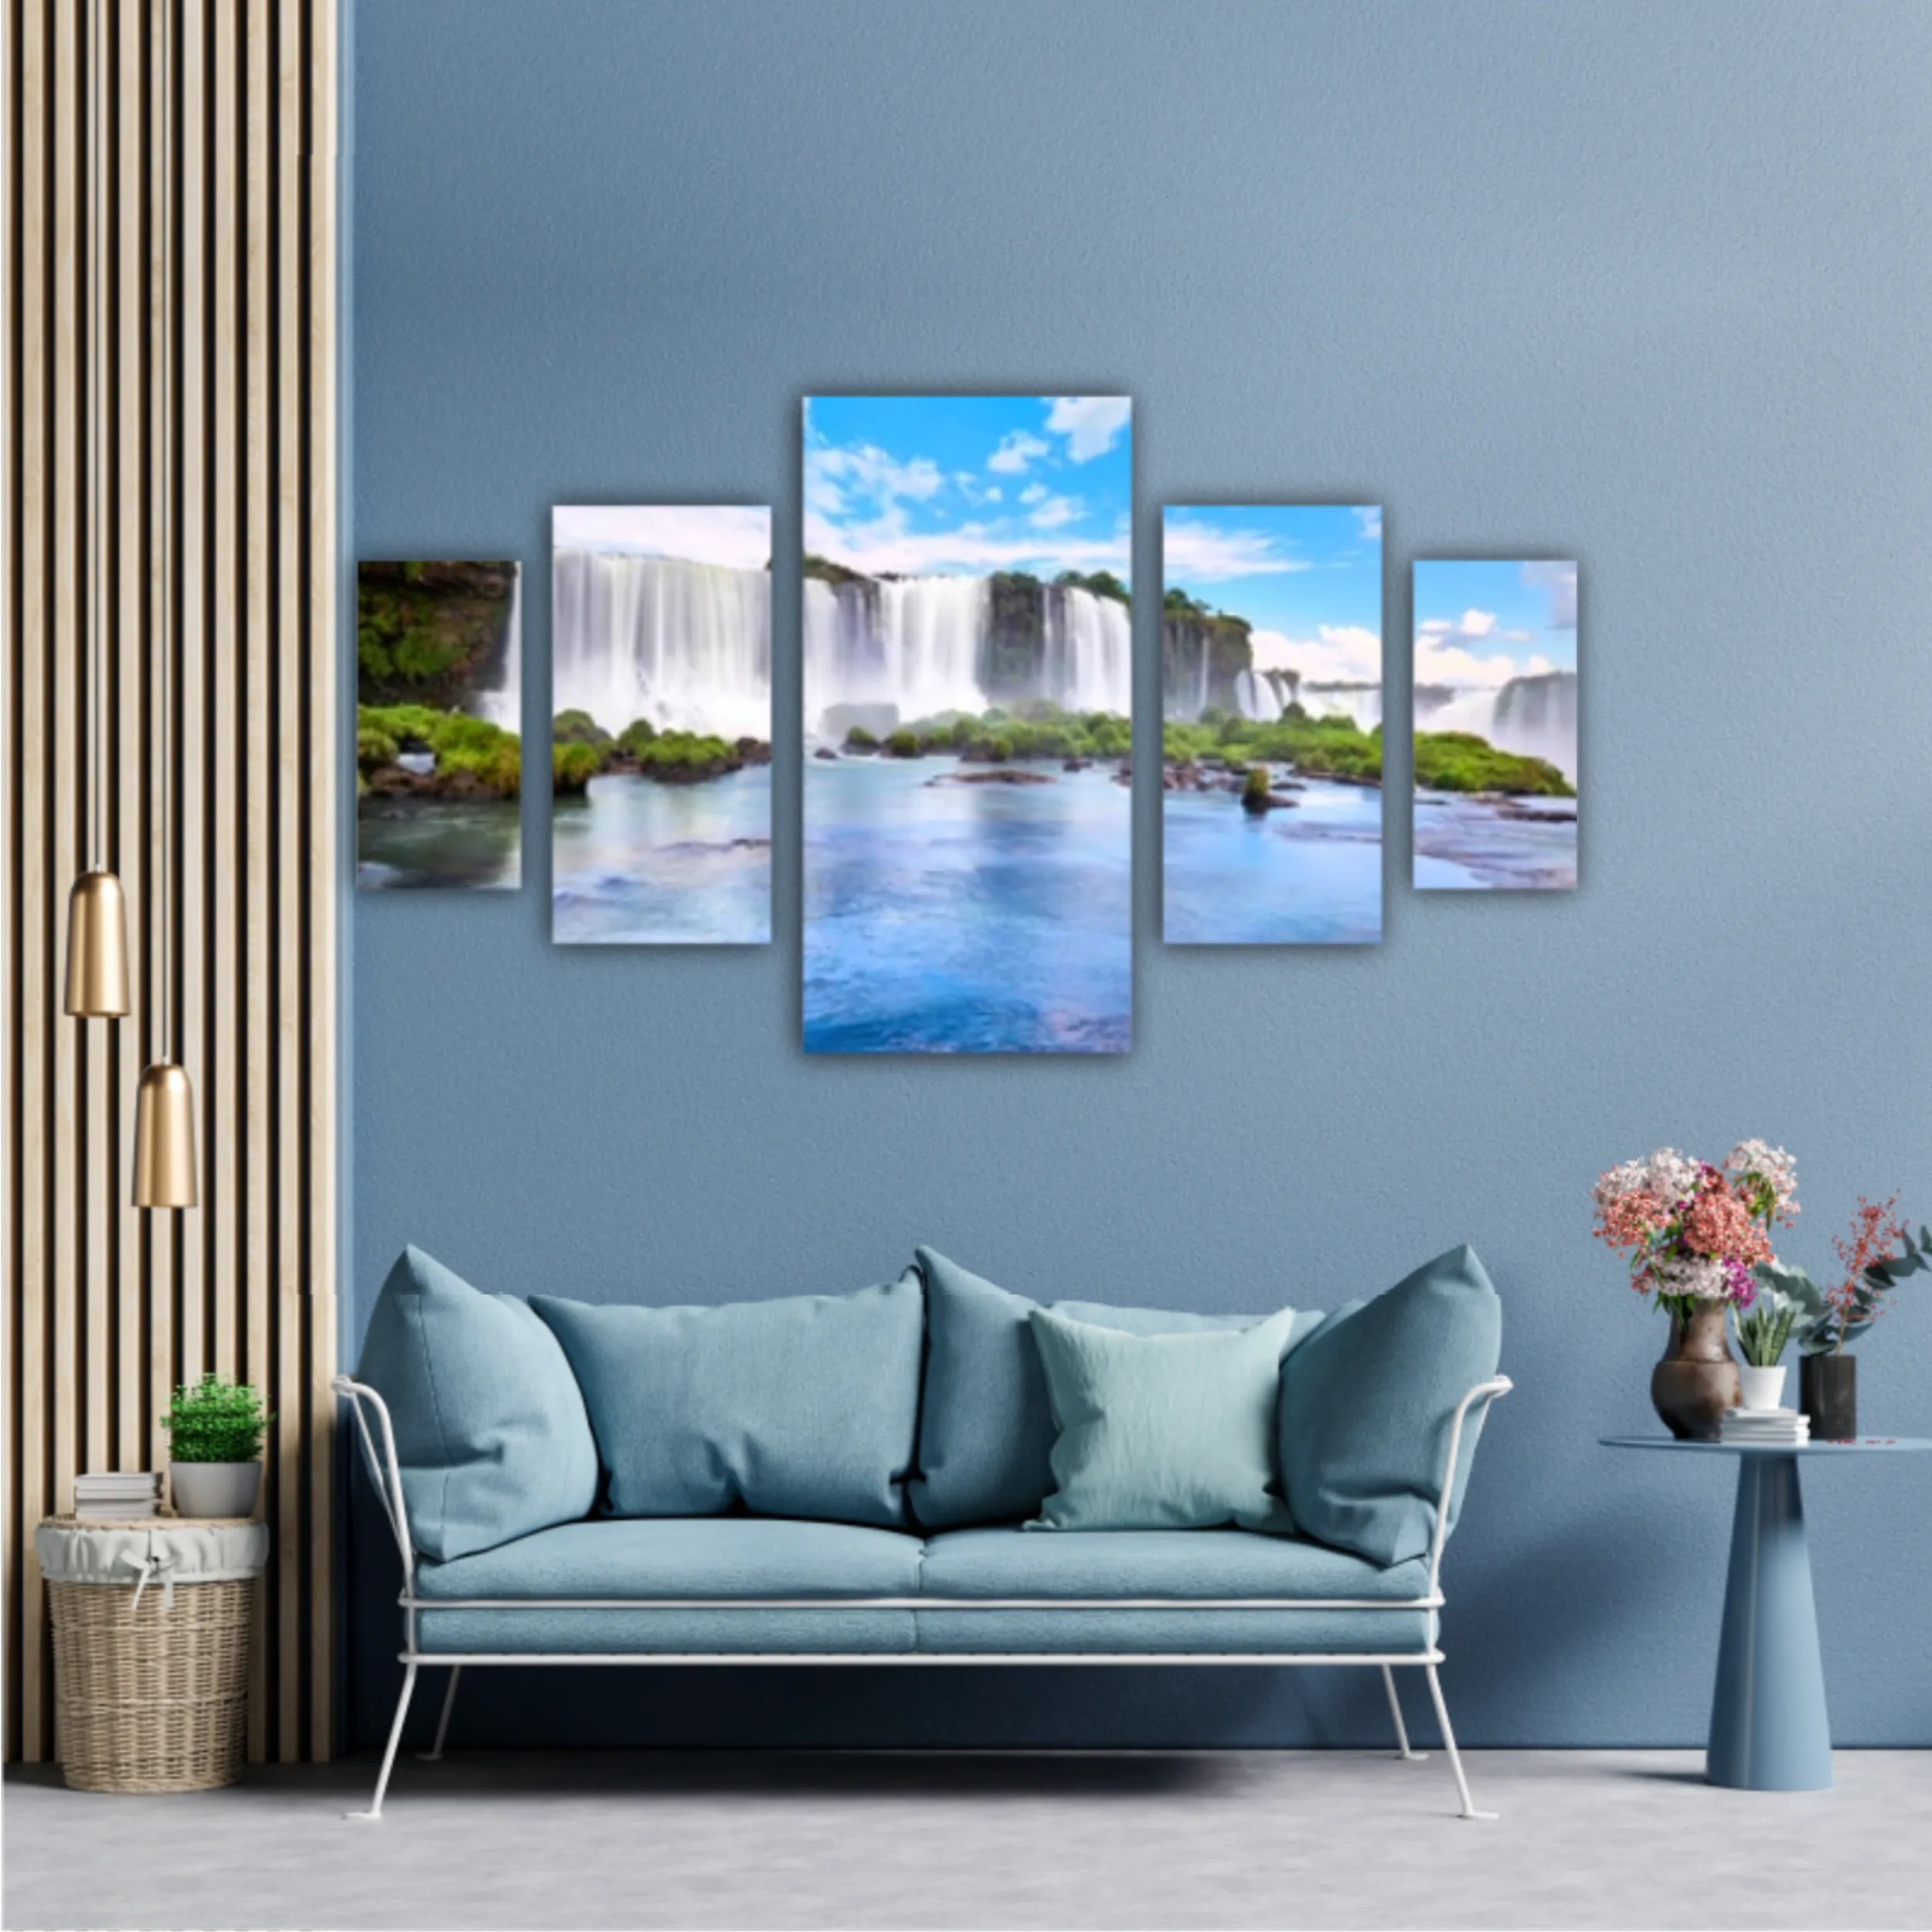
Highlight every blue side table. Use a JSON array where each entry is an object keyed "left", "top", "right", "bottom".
[{"left": 1601, "top": 1435, "right": 1932, "bottom": 1791}]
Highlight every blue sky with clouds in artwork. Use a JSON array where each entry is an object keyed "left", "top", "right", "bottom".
[
  {"left": 804, "top": 396, "right": 1131, "bottom": 581},
  {"left": 1163, "top": 505, "right": 1383, "bottom": 685},
  {"left": 1413, "top": 559, "right": 1578, "bottom": 686}
]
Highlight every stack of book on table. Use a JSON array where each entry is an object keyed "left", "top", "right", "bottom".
[
  {"left": 1718, "top": 1408, "right": 1810, "bottom": 1446},
  {"left": 74, "top": 1471, "right": 162, "bottom": 1520}
]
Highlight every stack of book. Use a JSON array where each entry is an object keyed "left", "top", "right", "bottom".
[
  {"left": 1718, "top": 1408, "right": 1810, "bottom": 1447},
  {"left": 74, "top": 1472, "right": 162, "bottom": 1521}
]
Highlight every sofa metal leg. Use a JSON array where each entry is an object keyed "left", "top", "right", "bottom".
[
  {"left": 348, "top": 1660, "right": 418, "bottom": 1821},
  {"left": 1423, "top": 1663, "right": 1495, "bottom": 1820},
  {"left": 418, "top": 1664, "right": 462, "bottom": 1762},
  {"left": 1381, "top": 1664, "right": 1428, "bottom": 1760}
]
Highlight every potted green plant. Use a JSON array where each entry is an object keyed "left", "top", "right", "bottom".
[
  {"left": 1733, "top": 1265, "right": 1823, "bottom": 1410},
  {"left": 164, "top": 1374, "right": 270, "bottom": 1518}
]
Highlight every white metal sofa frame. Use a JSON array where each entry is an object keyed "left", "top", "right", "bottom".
[{"left": 335, "top": 1372, "right": 1512, "bottom": 1821}]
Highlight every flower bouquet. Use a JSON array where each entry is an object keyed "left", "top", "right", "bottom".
[{"left": 1591, "top": 1142, "right": 1796, "bottom": 1437}]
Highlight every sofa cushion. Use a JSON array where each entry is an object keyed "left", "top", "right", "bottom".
[
  {"left": 414, "top": 1515, "right": 925, "bottom": 1600},
  {"left": 417, "top": 1607, "right": 917, "bottom": 1655},
  {"left": 919, "top": 1525, "right": 1427, "bottom": 1600},
  {"left": 915, "top": 1525, "right": 1431, "bottom": 1655},
  {"left": 910, "top": 1605, "right": 1435, "bottom": 1655},
  {"left": 1028, "top": 1307, "right": 1300, "bottom": 1532},
  {"left": 355, "top": 1245, "right": 599, "bottom": 1562},
  {"left": 532, "top": 1279, "right": 924, "bottom": 1527},
  {"left": 1281, "top": 1245, "right": 1503, "bottom": 1566},
  {"left": 907, "top": 1247, "right": 1323, "bottom": 1531}
]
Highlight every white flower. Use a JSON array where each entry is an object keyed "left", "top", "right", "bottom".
[
  {"left": 1726, "top": 1139, "right": 1798, "bottom": 1216},
  {"left": 1650, "top": 1253, "right": 1729, "bottom": 1300},
  {"left": 1641, "top": 1148, "right": 1702, "bottom": 1204}
]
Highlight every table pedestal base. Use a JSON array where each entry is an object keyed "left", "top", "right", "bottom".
[{"left": 1707, "top": 1452, "right": 1832, "bottom": 1791}]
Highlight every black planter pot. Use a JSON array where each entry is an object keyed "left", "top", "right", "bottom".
[{"left": 1799, "top": 1353, "right": 1858, "bottom": 1440}]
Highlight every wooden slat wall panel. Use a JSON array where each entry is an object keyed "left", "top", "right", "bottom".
[{"left": 3, "top": 0, "right": 338, "bottom": 1766}]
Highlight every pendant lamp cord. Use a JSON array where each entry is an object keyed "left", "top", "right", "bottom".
[
  {"left": 87, "top": 0, "right": 104, "bottom": 869},
  {"left": 156, "top": 0, "right": 173, "bottom": 1065}
]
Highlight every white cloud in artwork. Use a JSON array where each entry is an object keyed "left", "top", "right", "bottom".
[
  {"left": 1415, "top": 637, "right": 1555, "bottom": 686},
  {"left": 553, "top": 505, "right": 771, "bottom": 570},
  {"left": 801, "top": 505, "right": 1128, "bottom": 579},
  {"left": 1354, "top": 507, "right": 1383, "bottom": 542},
  {"left": 1162, "top": 519, "right": 1311, "bottom": 583},
  {"left": 988, "top": 430, "right": 1050, "bottom": 474},
  {"left": 1252, "top": 624, "right": 1383, "bottom": 684},
  {"left": 1458, "top": 607, "right": 1497, "bottom": 638},
  {"left": 1522, "top": 560, "right": 1578, "bottom": 628},
  {"left": 1045, "top": 396, "right": 1131, "bottom": 463},
  {"left": 806, "top": 442, "right": 945, "bottom": 522},
  {"left": 1029, "top": 493, "right": 1083, "bottom": 532},
  {"left": 1019, "top": 481, "right": 1049, "bottom": 505}
]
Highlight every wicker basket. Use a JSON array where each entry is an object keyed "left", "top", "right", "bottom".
[{"left": 47, "top": 1573, "right": 255, "bottom": 1793}]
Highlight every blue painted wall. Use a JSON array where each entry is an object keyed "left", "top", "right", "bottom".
[{"left": 349, "top": 0, "right": 1932, "bottom": 1749}]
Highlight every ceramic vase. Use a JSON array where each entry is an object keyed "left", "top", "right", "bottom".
[
  {"left": 1798, "top": 1353, "right": 1857, "bottom": 1440},
  {"left": 1651, "top": 1301, "right": 1742, "bottom": 1440},
  {"left": 1736, "top": 1363, "right": 1788, "bottom": 1411}
]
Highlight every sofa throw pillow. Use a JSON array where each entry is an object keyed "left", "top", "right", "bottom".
[
  {"left": 355, "top": 1245, "right": 600, "bottom": 1563},
  {"left": 1026, "top": 1305, "right": 1300, "bottom": 1532},
  {"left": 1280, "top": 1245, "right": 1502, "bottom": 1567},
  {"left": 905, "top": 1247, "right": 1315, "bottom": 1531},
  {"left": 532, "top": 1277, "right": 924, "bottom": 1528}
]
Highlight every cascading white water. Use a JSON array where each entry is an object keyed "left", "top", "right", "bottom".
[
  {"left": 803, "top": 574, "right": 1130, "bottom": 737},
  {"left": 1302, "top": 683, "right": 1383, "bottom": 732},
  {"left": 1423, "top": 672, "right": 1577, "bottom": 780},
  {"left": 1044, "top": 586, "right": 1132, "bottom": 715},
  {"left": 553, "top": 549, "right": 772, "bottom": 742},
  {"left": 1235, "top": 669, "right": 1284, "bottom": 721},
  {"left": 474, "top": 566, "right": 522, "bottom": 731}
]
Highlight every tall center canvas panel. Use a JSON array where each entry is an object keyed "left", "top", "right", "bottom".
[
  {"left": 551, "top": 507, "right": 773, "bottom": 944},
  {"left": 801, "top": 396, "right": 1134, "bottom": 1053}
]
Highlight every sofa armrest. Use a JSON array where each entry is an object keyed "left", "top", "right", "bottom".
[
  {"left": 1426, "top": 1376, "right": 1512, "bottom": 1597},
  {"left": 333, "top": 1375, "right": 420, "bottom": 1591}
]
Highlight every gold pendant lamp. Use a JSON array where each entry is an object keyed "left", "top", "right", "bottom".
[
  {"left": 132, "top": 0, "right": 196, "bottom": 1210},
  {"left": 63, "top": 0, "right": 131, "bottom": 1018}
]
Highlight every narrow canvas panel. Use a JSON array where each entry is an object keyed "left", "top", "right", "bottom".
[
  {"left": 356, "top": 560, "right": 523, "bottom": 891},
  {"left": 1160, "top": 506, "right": 1384, "bottom": 944},
  {"left": 1412, "top": 560, "right": 1579, "bottom": 891},
  {"left": 550, "top": 506, "right": 773, "bottom": 944},
  {"left": 801, "top": 396, "right": 1133, "bottom": 1053}
]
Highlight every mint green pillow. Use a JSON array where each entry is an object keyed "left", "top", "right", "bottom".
[{"left": 1026, "top": 1306, "right": 1298, "bottom": 1532}]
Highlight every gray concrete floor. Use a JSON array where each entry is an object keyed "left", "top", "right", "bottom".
[{"left": 5, "top": 1748, "right": 1930, "bottom": 1930}]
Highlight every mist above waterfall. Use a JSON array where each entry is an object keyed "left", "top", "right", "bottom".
[
  {"left": 553, "top": 549, "right": 772, "bottom": 743},
  {"left": 803, "top": 571, "right": 1130, "bottom": 739},
  {"left": 1421, "top": 670, "right": 1577, "bottom": 781}
]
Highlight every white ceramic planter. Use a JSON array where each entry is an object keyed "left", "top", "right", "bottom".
[
  {"left": 169, "top": 1461, "right": 262, "bottom": 1519},
  {"left": 1737, "top": 1363, "right": 1789, "bottom": 1412}
]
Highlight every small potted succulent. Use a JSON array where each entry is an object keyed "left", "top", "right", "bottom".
[
  {"left": 1732, "top": 1266, "right": 1821, "bottom": 1410},
  {"left": 164, "top": 1375, "right": 270, "bottom": 1518}
]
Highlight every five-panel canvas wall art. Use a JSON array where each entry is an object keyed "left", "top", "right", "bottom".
[{"left": 355, "top": 394, "right": 1579, "bottom": 1051}]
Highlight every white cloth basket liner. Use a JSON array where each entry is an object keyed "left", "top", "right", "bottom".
[{"left": 36, "top": 1521, "right": 270, "bottom": 1594}]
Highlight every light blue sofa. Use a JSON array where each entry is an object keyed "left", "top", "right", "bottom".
[{"left": 337, "top": 1243, "right": 1509, "bottom": 1819}]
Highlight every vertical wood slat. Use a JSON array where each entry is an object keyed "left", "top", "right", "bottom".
[
  {"left": 113, "top": 0, "right": 147, "bottom": 1482},
  {"left": 13, "top": 0, "right": 51, "bottom": 1768},
  {"left": 304, "top": 0, "right": 338, "bottom": 1760},
  {"left": 3, "top": 0, "right": 338, "bottom": 1767},
  {"left": 273, "top": 0, "right": 303, "bottom": 1765},
  {"left": 51, "top": 0, "right": 81, "bottom": 1534}
]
